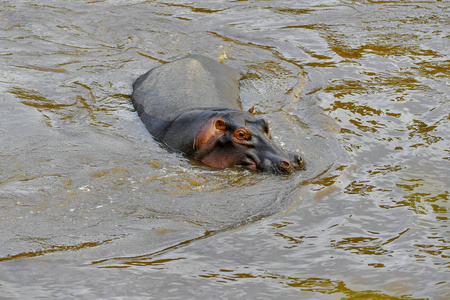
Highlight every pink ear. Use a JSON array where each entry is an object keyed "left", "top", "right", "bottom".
[
  {"left": 214, "top": 118, "right": 226, "bottom": 131},
  {"left": 193, "top": 118, "right": 227, "bottom": 160}
]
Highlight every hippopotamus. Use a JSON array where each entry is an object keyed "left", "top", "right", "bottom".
[{"left": 131, "top": 55, "right": 304, "bottom": 174}]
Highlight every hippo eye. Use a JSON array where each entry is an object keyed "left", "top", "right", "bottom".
[{"left": 233, "top": 128, "right": 251, "bottom": 141}]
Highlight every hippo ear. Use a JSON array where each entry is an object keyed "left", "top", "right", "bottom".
[
  {"left": 193, "top": 118, "right": 227, "bottom": 159},
  {"left": 248, "top": 105, "right": 255, "bottom": 115},
  {"left": 214, "top": 118, "right": 227, "bottom": 131}
]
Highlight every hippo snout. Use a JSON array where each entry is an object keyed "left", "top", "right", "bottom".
[
  {"left": 259, "top": 152, "right": 305, "bottom": 174},
  {"left": 289, "top": 152, "right": 305, "bottom": 171}
]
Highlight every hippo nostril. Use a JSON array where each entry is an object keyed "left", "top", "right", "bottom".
[
  {"left": 287, "top": 152, "right": 305, "bottom": 170},
  {"left": 281, "top": 161, "right": 290, "bottom": 168}
]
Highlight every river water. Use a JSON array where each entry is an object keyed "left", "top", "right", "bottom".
[{"left": 0, "top": 0, "right": 449, "bottom": 299}]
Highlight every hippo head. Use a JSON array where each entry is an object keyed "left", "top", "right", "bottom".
[{"left": 193, "top": 108, "right": 304, "bottom": 174}]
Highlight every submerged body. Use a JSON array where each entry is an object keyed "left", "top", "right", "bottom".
[{"left": 131, "top": 55, "right": 303, "bottom": 174}]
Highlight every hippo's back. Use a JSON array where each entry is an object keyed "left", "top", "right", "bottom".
[{"left": 131, "top": 55, "right": 243, "bottom": 122}]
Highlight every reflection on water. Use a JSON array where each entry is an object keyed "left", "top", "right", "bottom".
[{"left": 0, "top": 0, "right": 449, "bottom": 299}]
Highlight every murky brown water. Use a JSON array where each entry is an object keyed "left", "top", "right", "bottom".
[{"left": 1, "top": 0, "right": 449, "bottom": 299}]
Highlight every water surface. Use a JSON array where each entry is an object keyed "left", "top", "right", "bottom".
[{"left": 0, "top": 0, "right": 449, "bottom": 299}]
